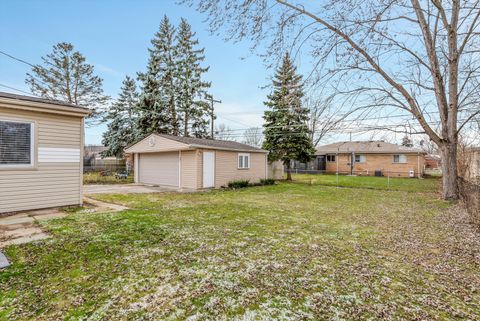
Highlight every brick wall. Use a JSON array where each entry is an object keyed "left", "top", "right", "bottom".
[{"left": 324, "top": 153, "right": 425, "bottom": 177}]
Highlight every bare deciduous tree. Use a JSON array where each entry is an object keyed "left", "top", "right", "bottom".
[
  {"left": 457, "top": 137, "right": 475, "bottom": 179},
  {"left": 183, "top": 0, "right": 480, "bottom": 199},
  {"left": 419, "top": 136, "right": 440, "bottom": 155},
  {"left": 215, "top": 123, "right": 233, "bottom": 140},
  {"left": 243, "top": 127, "right": 263, "bottom": 147},
  {"left": 305, "top": 95, "right": 350, "bottom": 146}
]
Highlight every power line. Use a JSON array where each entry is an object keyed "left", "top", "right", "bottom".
[
  {"left": 0, "top": 83, "right": 35, "bottom": 96},
  {"left": 0, "top": 49, "right": 56, "bottom": 91},
  {"left": 0, "top": 50, "right": 35, "bottom": 68}
]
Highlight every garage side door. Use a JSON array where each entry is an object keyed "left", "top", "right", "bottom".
[{"left": 139, "top": 152, "right": 179, "bottom": 187}]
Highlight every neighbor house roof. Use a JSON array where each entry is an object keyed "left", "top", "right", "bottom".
[
  {"left": 125, "top": 133, "right": 268, "bottom": 153},
  {"left": 0, "top": 91, "right": 91, "bottom": 116},
  {"left": 316, "top": 141, "right": 425, "bottom": 154}
]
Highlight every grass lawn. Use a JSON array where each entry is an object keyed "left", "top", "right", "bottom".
[
  {"left": 2, "top": 178, "right": 480, "bottom": 320},
  {"left": 290, "top": 173, "right": 441, "bottom": 192},
  {"left": 83, "top": 171, "right": 134, "bottom": 185}
]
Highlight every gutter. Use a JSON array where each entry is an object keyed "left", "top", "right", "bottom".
[{"left": 0, "top": 98, "right": 91, "bottom": 117}]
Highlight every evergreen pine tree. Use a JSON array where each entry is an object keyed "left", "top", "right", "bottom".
[
  {"left": 152, "top": 15, "right": 180, "bottom": 135},
  {"left": 136, "top": 52, "right": 170, "bottom": 136},
  {"left": 26, "top": 42, "right": 109, "bottom": 123},
  {"left": 101, "top": 76, "right": 139, "bottom": 157},
  {"left": 175, "top": 18, "right": 211, "bottom": 138},
  {"left": 401, "top": 135, "right": 413, "bottom": 147},
  {"left": 262, "top": 53, "right": 315, "bottom": 180}
]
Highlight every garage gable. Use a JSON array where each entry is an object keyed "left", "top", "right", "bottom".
[{"left": 125, "top": 134, "right": 190, "bottom": 154}]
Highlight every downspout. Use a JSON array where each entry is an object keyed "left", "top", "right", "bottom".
[
  {"left": 351, "top": 152, "right": 355, "bottom": 175},
  {"left": 179, "top": 150, "right": 182, "bottom": 189},
  {"left": 336, "top": 151, "right": 339, "bottom": 174},
  {"left": 265, "top": 153, "right": 268, "bottom": 179},
  {"left": 417, "top": 152, "right": 420, "bottom": 178}
]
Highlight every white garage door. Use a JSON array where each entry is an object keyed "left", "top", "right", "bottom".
[{"left": 138, "top": 152, "right": 179, "bottom": 187}]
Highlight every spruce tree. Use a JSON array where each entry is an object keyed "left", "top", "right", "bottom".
[
  {"left": 152, "top": 15, "right": 180, "bottom": 135},
  {"left": 175, "top": 18, "right": 211, "bottom": 137},
  {"left": 136, "top": 53, "right": 170, "bottom": 136},
  {"left": 101, "top": 76, "right": 138, "bottom": 157},
  {"left": 262, "top": 53, "right": 315, "bottom": 180}
]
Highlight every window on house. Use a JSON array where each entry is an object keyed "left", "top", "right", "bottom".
[
  {"left": 0, "top": 120, "right": 34, "bottom": 166},
  {"left": 393, "top": 154, "right": 407, "bottom": 163},
  {"left": 354, "top": 154, "right": 366, "bottom": 163},
  {"left": 238, "top": 153, "right": 250, "bottom": 169},
  {"left": 326, "top": 154, "right": 336, "bottom": 162}
]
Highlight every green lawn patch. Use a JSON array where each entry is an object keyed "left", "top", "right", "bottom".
[{"left": 1, "top": 181, "right": 478, "bottom": 320}]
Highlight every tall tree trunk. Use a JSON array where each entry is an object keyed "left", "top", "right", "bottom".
[
  {"left": 184, "top": 111, "right": 189, "bottom": 137},
  {"left": 440, "top": 142, "right": 459, "bottom": 200},
  {"left": 286, "top": 161, "right": 292, "bottom": 181},
  {"left": 170, "top": 97, "right": 178, "bottom": 136}
]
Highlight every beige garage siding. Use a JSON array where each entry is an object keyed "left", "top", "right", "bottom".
[
  {"left": 138, "top": 152, "right": 179, "bottom": 186},
  {"left": 0, "top": 107, "right": 82, "bottom": 213},
  {"left": 196, "top": 150, "right": 204, "bottom": 189},
  {"left": 180, "top": 150, "right": 197, "bottom": 189},
  {"left": 213, "top": 150, "right": 267, "bottom": 188}
]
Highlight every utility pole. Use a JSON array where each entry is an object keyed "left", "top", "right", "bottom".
[{"left": 205, "top": 94, "right": 221, "bottom": 139}]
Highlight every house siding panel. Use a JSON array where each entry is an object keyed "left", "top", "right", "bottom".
[{"left": 0, "top": 106, "right": 83, "bottom": 214}]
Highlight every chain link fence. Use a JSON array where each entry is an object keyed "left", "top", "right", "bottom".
[
  {"left": 458, "top": 177, "right": 480, "bottom": 227},
  {"left": 285, "top": 169, "right": 438, "bottom": 192}
]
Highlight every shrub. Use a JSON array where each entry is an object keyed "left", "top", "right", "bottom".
[
  {"left": 260, "top": 178, "right": 276, "bottom": 186},
  {"left": 227, "top": 179, "right": 250, "bottom": 189}
]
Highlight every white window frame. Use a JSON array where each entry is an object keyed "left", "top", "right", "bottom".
[
  {"left": 238, "top": 153, "right": 250, "bottom": 169},
  {"left": 393, "top": 154, "right": 407, "bottom": 164},
  {"left": 326, "top": 154, "right": 336, "bottom": 162},
  {"left": 354, "top": 154, "right": 366, "bottom": 163},
  {"left": 0, "top": 119, "right": 35, "bottom": 168}
]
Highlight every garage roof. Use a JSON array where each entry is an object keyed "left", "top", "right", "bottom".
[
  {"left": 157, "top": 134, "right": 267, "bottom": 152},
  {"left": 125, "top": 133, "right": 268, "bottom": 154}
]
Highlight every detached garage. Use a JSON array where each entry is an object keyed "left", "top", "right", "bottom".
[
  {"left": 125, "top": 134, "right": 269, "bottom": 189},
  {"left": 0, "top": 92, "right": 90, "bottom": 214}
]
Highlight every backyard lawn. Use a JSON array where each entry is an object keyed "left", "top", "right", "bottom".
[{"left": 1, "top": 177, "right": 480, "bottom": 320}]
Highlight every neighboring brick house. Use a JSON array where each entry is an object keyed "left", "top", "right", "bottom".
[
  {"left": 313, "top": 141, "right": 426, "bottom": 177},
  {"left": 425, "top": 154, "right": 441, "bottom": 169}
]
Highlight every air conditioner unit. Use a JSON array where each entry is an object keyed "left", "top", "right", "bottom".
[{"left": 409, "top": 170, "right": 415, "bottom": 178}]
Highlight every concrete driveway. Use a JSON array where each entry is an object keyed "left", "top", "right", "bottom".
[{"left": 84, "top": 184, "right": 189, "bottom": 195}]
